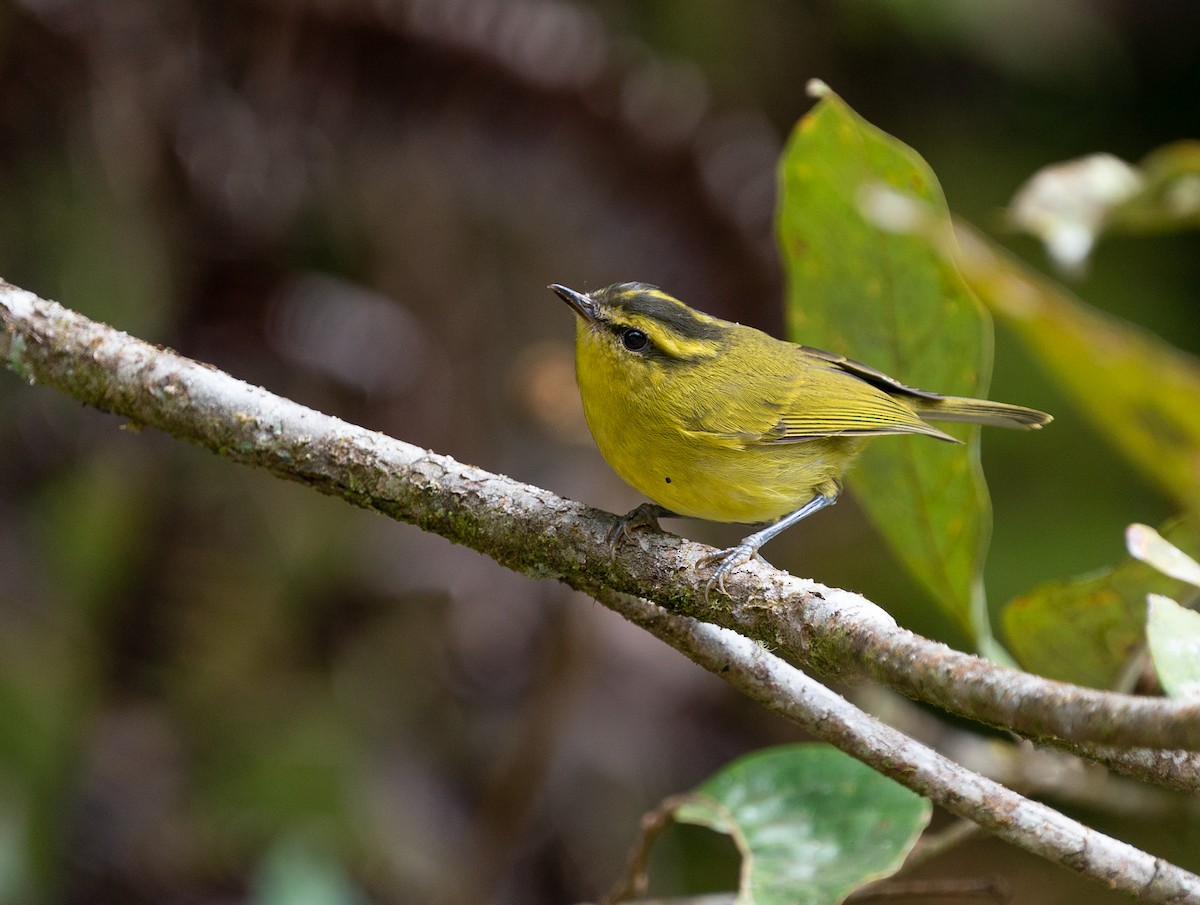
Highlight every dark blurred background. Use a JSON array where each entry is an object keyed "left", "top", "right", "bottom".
[{"left": 1, "top": 1, "right": 1199, "bottom": 902}]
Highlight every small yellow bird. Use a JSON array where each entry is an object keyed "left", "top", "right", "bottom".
[{"left": 551, "top": 281, "right": 1051, "bottom": 593}]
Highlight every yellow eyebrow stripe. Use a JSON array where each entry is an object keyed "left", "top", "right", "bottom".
[{"left": 619, "top": 313, "right": 722, "bottom": 360}]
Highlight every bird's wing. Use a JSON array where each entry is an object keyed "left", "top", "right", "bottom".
[
  {"left": 679, "top": 349, "right": 956, "bottom": 446},
  {"left": 794, "top": 345, "right": 945, "bottom": 401}
]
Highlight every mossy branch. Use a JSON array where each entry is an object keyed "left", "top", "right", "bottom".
[{"left": 3, "top": 279, "right": 1197, "bottom": 751}]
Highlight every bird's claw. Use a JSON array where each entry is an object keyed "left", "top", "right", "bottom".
[
  {"left": 606, "top": 503, "right": 670, "bottom": 552},
  {"left": 698, "top": 543, "right": 766, "bottom": 599}
]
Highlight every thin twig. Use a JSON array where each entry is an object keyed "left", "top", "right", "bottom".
[
  {"left": 600, "top": 795, "right": 696, "bottom": 905},
  {"left": 897, "top": 820, "right": 985, "bottom": 874}
]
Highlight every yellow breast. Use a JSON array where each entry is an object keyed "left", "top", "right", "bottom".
[{"left": 576, "top": 342, "right": 856, "bottom": 524}]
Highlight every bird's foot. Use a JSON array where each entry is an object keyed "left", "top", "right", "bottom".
[
  {"left": 696, "top": 493, "right": 840, "bottom": 598},
  {"left": 698, "top": 542, "right": 768, "bottom": 599},
  {"left": 606, "top": 503, "right": 675, "bottom": 552}
]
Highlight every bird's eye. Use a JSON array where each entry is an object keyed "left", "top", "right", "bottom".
[{"left": 621, "top": 329, "right": 649, "bottom": 352}]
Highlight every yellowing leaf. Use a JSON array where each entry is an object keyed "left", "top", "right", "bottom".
[
  {"left": 950, "top": 222, "right": 1200, "bottom": 513},
  {"left": 860, "top": 184, "right": 1200, "bottom": 514}
]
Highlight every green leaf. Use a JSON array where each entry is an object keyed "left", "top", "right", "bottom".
[
  {"left": 675, "top": 744, "right": 931, "bottom": 905},
  {"left": 1003, "top": 515, "right": 1200, "bottom": 687},
  {"left": 776, "top": 86, "right": 995, "bottom": 643},
  {"left": 1147, "top": 594, "right": 1200, "bottom": 699}
]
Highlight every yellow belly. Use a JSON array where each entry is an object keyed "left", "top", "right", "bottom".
[{"left": 583, "top": 395, "right": 857, "bottom": 524}]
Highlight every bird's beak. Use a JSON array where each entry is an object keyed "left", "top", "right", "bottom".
[{"left": 549, "top": 284, "right": 596, "bottom": 323}]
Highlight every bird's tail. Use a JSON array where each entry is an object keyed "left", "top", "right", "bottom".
[{"left": 913, "top": 395, "right": 1052, "bottom": 430}]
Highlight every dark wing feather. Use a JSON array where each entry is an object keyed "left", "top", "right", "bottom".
[
  {"left": 678, "top": 343, "right": 956, "bottom": 446},
  {"left": 796, "top": 345, "right": 944, "bottom": 401}
]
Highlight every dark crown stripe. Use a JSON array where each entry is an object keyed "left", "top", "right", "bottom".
[{"left": 604, "top": 283, "right": 726, "bottom": 341}]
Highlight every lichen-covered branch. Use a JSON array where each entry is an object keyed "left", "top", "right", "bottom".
[{"left": 3, "top": 279, "right": 1200, "bottom": 759}]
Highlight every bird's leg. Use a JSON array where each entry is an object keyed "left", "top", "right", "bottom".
[
  {"left": 699, "top": 490, "right": 840, "bottom": 597},
  {"left": 607, "top": 503, "right": 677, "bottom": 551}
]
